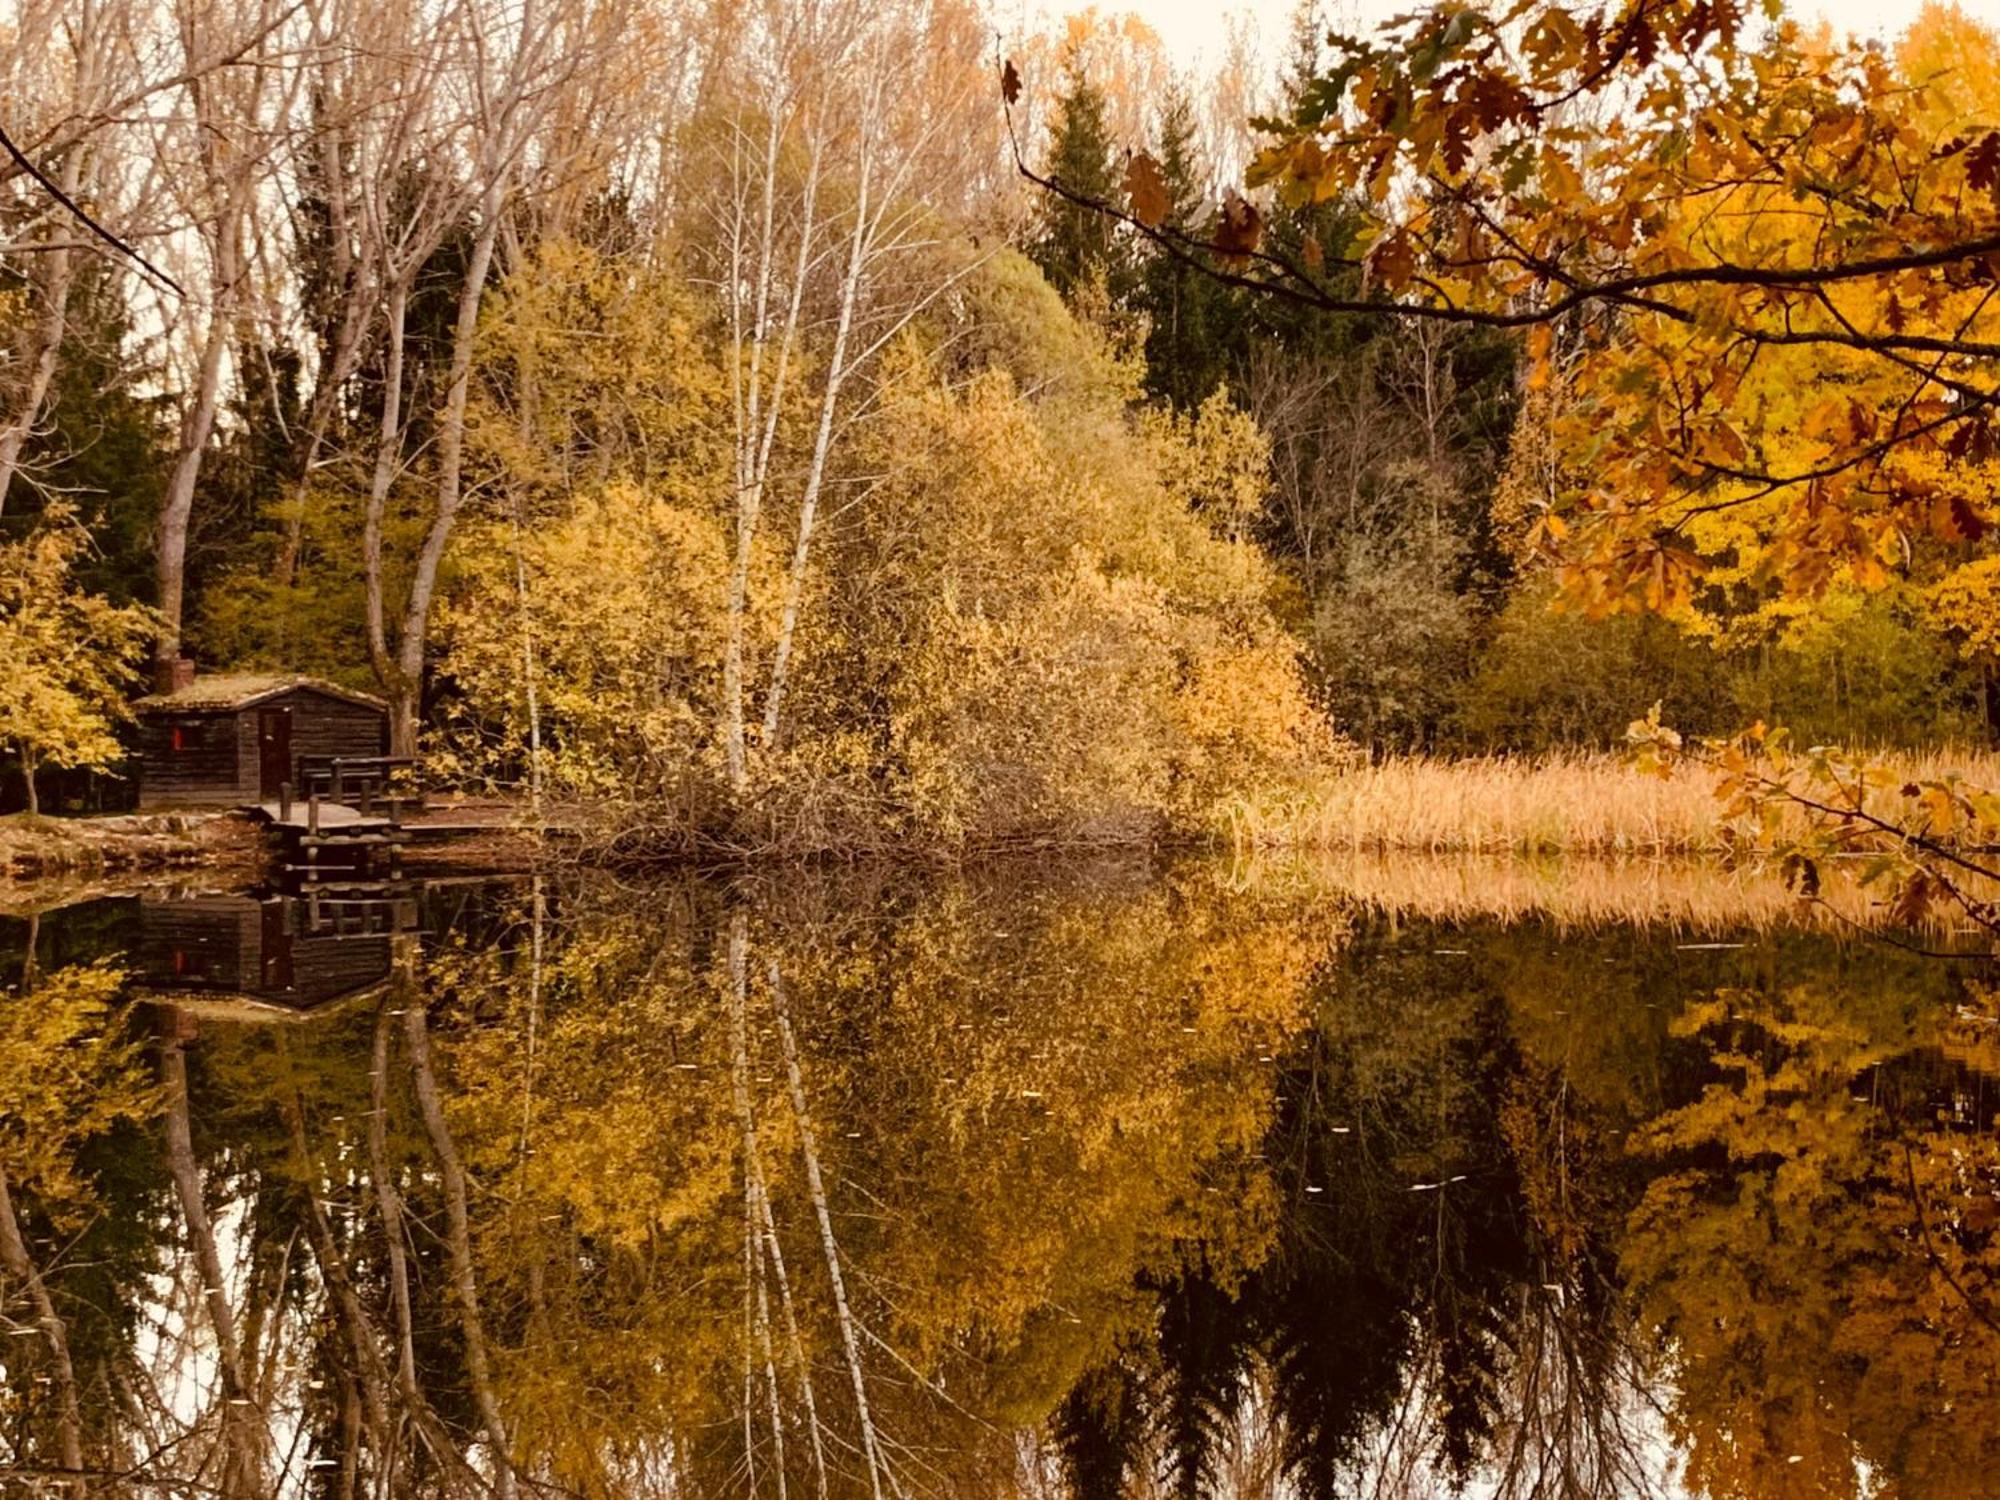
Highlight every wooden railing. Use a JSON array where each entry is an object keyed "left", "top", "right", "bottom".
[{"left": 299, "top": 755, "right": 420, "bottom": 812}]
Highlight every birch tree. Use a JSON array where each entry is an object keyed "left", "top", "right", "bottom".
[
  {"left": 151, "top": 0, "right": 300, "bottom": 679},
  {"left": 707, "top": 0, "right": 991, "bottom": 796},
  {"left": 0, "top": 0, "right": 131, "bottom": 516}
]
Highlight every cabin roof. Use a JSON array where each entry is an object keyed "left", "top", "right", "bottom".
[{"left": 134, "top": 673, "right": 388, "bottom": 714}]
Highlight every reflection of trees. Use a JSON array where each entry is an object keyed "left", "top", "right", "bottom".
[
  {"left": 1624, "top": 984, "right": 2000, "bottom": 1500},
  {"left": 0, "top": 957, "right": 159, "bottom": 1492},
  {"left": 1040, "top": 920, "right": 1988, "bottom": 1500},
  {"left": 1045, "top": 922, "right": 1659, "bottom": 1500},
  {"left": 9, "top": 879, "right": 1999, "bottom": 1499},
  {"left": 1, "top": 863, "right": 1331, "bottom": 1495}
]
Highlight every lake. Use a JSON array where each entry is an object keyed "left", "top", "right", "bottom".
[{"left": 1, "top": 859, "right": 1995, "bottom": 1498}]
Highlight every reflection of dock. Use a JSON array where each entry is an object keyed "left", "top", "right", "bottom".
[{"left": 132, "top": 889, "right": 418, "bottom": 1020}]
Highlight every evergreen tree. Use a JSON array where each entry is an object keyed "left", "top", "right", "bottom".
[
  {"left": 1053, "top": 1358, "right": 1150, "bottom": 1500},
  {"left": 12, "top": 263, "right": 170, "bottom": 606},
  {"left": 1136, "top": 85, "right": 1233, "bottom": 409},
  {"left": 1030, "top": 60, "right": 1131, "bottom": 305}
]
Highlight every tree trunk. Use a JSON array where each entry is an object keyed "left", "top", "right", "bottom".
[
  {"left": 769, "top": 961, "right": 887, "bottom": 1500},
  {"left": 161, "top": 1025, "right": 263, "bottom": 1491},
  {"left": 402, "top": 1001, "right": 517, "bottom": 1499},
  {"left": 363, "top": 987, "right": 488, "bottom": 1494},
  {"left": 721, "top": 120, "right": 820, "bottom": 798},
  {"left": 0, "top": 1165, "right": 85, "bottom": 1480},
  {"left": 389, "top": 197, "right": 502, "bottom": 757},
  {"left": 363, "top": 276, "right": 410, "bottom": 717},
  {"left": 283, "top": 1090, "right": 394, "bottom": 1469},
  {"left": 155, "top": 215, "right": 238, "bottom": 671},
  {"left": 0, "top": 172, "right": 82, "bottom": 518},
  {"left": 511, "top": 508, "right": 544, "bottom": 817},
  {"left": 761, "top": 143, "right": 871, "bottom": 748},
  {"left": 367, "top": 1001, "right": 419, "bottom": 1404}
]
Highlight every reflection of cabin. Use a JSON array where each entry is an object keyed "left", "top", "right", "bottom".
[
  {"left": 133, "top": 892, "right": 413, "bottom": 1016},
  {"left": 134, "top": 674, "right": 389, "bottom": 810}
]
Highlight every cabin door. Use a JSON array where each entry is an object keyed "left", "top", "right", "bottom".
[{"left": 256, "top": 707, "right": 292, "bottom": 798}]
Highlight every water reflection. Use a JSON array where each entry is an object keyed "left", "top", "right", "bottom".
[{"left": 0, "top": 865, "right": 1995, "bottom": 1497}]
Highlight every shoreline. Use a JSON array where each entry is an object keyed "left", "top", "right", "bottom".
[
  {"left": 3, "top": 834, "right": 1988, "bottom": 940},
  {"left": 8, "top": 747, "right": 2000, "bottom": 920}
]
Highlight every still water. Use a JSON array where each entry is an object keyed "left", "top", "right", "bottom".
[{"left": 1, "top": 861, "right": 1996, "bottom": 1498}]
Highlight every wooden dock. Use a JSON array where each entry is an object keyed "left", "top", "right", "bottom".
[{"left": 250, "top": 789, "right": 411, "bottom": 881}]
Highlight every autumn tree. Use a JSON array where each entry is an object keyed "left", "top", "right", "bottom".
[
  {"left": 0, "top": 508, "right": 153, "bottom": 813},
  {"left": 1194, "top": 0, "right": 2000, "bottom": 616},
  {"left": 148, "top": 0, "right": 296, "bottom": 683},
  {"left": 0, "top": 0, "right": 141, "bottom": 517}
]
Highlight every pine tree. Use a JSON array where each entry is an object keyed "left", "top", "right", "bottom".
[
  {"left": 1030, "top": 60, "right": 1131, "bottom": 305},
  {"left": 1136, "top": 84, "right": 1232, "bottom": 409}
]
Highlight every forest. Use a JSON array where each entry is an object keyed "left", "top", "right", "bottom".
[
  {"left": 5, "top": 0, "right": 1999, "bottom": 854},
  {"left": 10, "top": 1, "right": 2000, "bottom": 1494}
]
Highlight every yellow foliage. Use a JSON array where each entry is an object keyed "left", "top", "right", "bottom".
[
  {"left": 439, "top": 482, "right": 777, "bottom": 797},
  {"left": 444, "top": 245, "right": 1336, "bottom": 844},
  {"left": 0, "top": 508, "right": 154, "bottom": 799},
  {"left": 1922, "top": 554, "right": 2000, "bottom": 661},
  {"left": 0, "top": 963, "right": 153, "bottom": 1222},
  {"left": 372, "top": 867, "right": 1333, "bottom": 1491}
]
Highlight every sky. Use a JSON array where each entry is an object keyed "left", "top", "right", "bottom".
[{"left": 1067, "top": 0, "right": 2000, "bottom": 68}]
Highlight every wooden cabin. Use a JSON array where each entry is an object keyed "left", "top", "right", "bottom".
[{"left": 134, "top": 674, "right": 389, "bottom": 810}]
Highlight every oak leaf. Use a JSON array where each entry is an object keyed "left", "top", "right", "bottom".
[
  {"left": 1966, "top": 130, "right": 2000, "bottom": 193},
  {"left": 1124, "top": 150, "right": 1170, "bottom": 228},
  {"left": 1214, "top": 190, "right": 1262, "bottom": 260}
]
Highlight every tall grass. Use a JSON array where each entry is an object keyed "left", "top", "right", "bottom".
[{"left": 1229, "top": 748, "right": 2000, "bottom": 855}]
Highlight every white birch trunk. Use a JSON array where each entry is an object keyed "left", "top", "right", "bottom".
[
  {"left": 402, "top": 1001, "right": 518, "bottom": 1499},
  {"left": 389, "top": 197, "right": 503, "bottom": 754},
  {"left": 768, "top": 961, "right": 888, "bottom": 1500}
]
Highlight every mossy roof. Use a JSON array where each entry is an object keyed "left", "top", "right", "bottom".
[{"left": 134, "top": 673, "right": 387, "bottom": 714}]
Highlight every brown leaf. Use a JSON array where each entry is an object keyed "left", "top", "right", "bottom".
[
  {"left": 1300, "top": 235, "right": 1325, "bottom": 274},
  {"left": 1214, "top": 190, "right": 1263, "bottom": 260},
  {"left": 1369, "top": 231, "right": 1418, "bottom": 289},
  {"left": 1124, "top": 150, "right": 1170, "bottom": 228},
  {"left": 1000, "top": 58, "right": 1022, "bottom": 106},
  {"left": 1967, "top": 130, "right": 2000, "bottom": 194},
  {"left": 1947, "top": 494, "right": 1988, "bottom": 543},
  {"left": 1889, "top": 870, "right": 1935, "bottom": 927}
]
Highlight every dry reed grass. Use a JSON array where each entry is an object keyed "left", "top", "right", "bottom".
[{"left": 1231, "top": 748, "right": 2000, "bottom": 855}]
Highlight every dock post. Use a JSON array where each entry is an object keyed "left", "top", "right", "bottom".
[
  {"left": 359, "top": 782, "right": 373, "bottom": 818},
  {"left": 332, "top": 763, "right": 345, "bottom": 802},
  {"left": 308, "top": 792, "right": 321, "bottom": 837},
  {"left": 279, "top": 781, "right": 292, "bottom": 822}
]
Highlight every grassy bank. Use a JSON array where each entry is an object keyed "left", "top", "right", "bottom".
[{"left": 1227, "top": 748, "right": 2000, "bottom": 854}]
